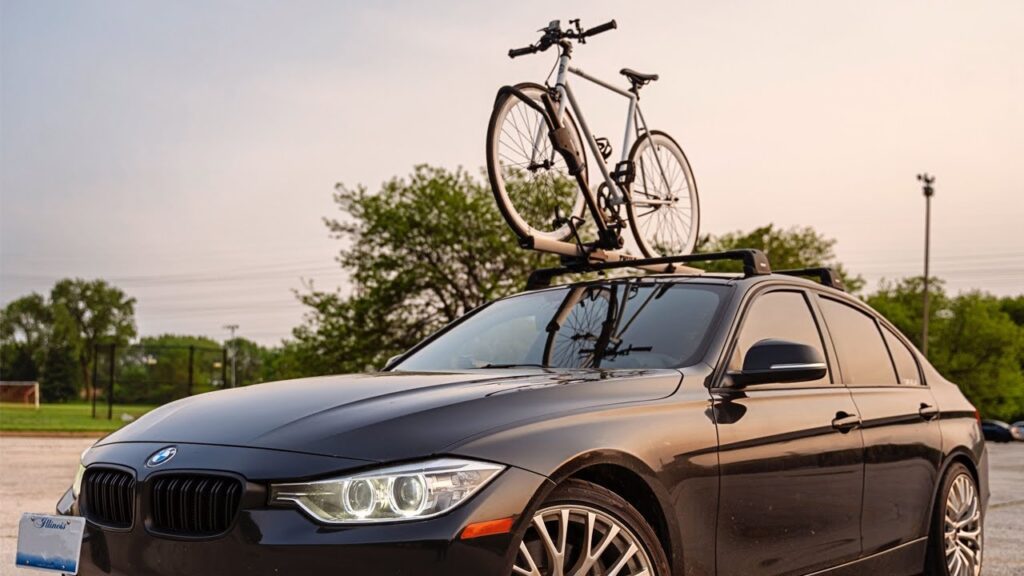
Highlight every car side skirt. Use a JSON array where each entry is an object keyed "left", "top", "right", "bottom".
[{"left": 804, "top": 537, "right": 927, "bottom": 576}]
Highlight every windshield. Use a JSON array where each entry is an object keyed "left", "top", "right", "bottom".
[{"left": 395, "top": 280, "right": 729, "bottom": 371}]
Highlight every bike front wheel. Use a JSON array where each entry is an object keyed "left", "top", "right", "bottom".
[
  {"left": 486, "top": 83, "right": 587, "bottom": 243},
  {"left": 626, "top": 131, "right": 700, "bottom": 256}
]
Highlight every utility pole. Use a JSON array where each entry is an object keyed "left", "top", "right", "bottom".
[
  {"left": 223, "top": 324, "right": 239, "bottom": 388},
  {"left": 917, "top": 173, "right": 935, "bottom": 357}
]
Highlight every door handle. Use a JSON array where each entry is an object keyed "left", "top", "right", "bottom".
[
  {"left": 832, "top": 411, "right": 861, "bottom": 433},
  {"left": 919, "top": 403, "right": 940, "bottom": 421}
]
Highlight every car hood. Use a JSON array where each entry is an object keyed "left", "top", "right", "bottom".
[{"left": 98, "top": 369, "right": 681, "bottom": 461}]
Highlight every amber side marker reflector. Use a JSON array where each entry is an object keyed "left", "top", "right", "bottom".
[{"left": 461, "top": 517, "right": 515, "bottom": 540}]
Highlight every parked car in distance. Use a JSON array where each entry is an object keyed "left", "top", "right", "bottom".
[
  {"left": 1011, "top": 421, "right": 1024, "bottom": 441},
  {"left": 54, "top": 259, "right": 988, "bottom": 576},
  {"left": 981, "top": 419, "right": 1015, "bottom": 443}
]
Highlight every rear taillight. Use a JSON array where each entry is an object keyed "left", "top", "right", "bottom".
[{"left": 974, "top": 409, "right": 981, "bottom": 424}]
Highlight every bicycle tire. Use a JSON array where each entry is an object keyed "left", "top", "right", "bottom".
[
  {"left": 486, "top": 82, "right": 588, "bottom": 243},
  {"left": 625, "top": 130, "right": 700, "bottom": 257}
]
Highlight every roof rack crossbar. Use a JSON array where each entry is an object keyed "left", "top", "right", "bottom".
[
  {"left": 775, "top": 267, "right": 845, "bottom": 291},
  {"left": 526, "top": 249, "right": 772, "bottom": 290}
]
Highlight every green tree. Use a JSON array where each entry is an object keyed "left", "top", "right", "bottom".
[
  {"left": 698, "top": 224, "right": 864, "bottom": 292},
  {"left": 294, "top": 165, "right": 557, "bottom": 374},
  {"left": 258, "top": 341, "right": 311, "bottom": 382},
  {"left": 114, "top": 334, "right": 225, "bottom": 403},
  {"left": 868, "top": 280, "right": 1024, "bottom": 421},
  {"left": 999, "top": 295, "right": 1024, "bottom": 327},
  {"left": 40, "top": 344, "right": 78, "bottom": 402},
  {"left": 0, "top": 345, "right": 39, "bottom": 382},
  {"left": 0, "top": 293, "right": 53, "bottom": 380},
  {"left": 50, "top": 279, "right": 137, "bottom": 398},
  {"left": 930, "top": 292, "right": 1024, "bottom": 422},
  {"left": 225, "top": 337, "right": 269, "bottom": 387}
]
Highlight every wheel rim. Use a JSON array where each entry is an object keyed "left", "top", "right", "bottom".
[
  {"left": 944, "top": 473, "right": 983, "bottom": 576},
  {"left": 490, "top": 87, "right": 586, "bottom": 240},
  {"left": 629, "top": 135, "right": 698, "bottom": 256},
  {"left": 513, "top": 505, "right": 654, "bottom": 576}
]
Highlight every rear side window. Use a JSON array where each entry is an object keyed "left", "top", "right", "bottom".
[
  {"left": 818, "top": 297, "right": 898, "bottom": 386},
  {"left": 729, "top": 290, "right": 830, "bottom": 385},
  {"left": 882, "top": 326, "right": 922, "bottom": 386}
]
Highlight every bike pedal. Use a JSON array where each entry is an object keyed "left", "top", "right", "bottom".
[{"left": 611, "top": 160, "right": 635, "bottom": 187}]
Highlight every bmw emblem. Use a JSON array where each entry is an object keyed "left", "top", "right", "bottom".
[{"left": 146, "top": 446, "right": 177, "bottom": 468}]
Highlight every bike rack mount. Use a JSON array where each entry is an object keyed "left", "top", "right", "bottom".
[{"left": 525, "top": 248, "right": 772, "bottom": 290}]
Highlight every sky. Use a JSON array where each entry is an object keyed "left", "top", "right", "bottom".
[{"left": 1, "top": 0, "right": 1022, "bottom": 345}]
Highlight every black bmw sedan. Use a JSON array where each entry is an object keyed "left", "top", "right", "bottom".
[{"left": 60, "top": 270, "right": 987, "bottom": 576}]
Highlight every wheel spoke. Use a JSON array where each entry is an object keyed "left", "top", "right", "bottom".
[
  {"left": 514, "top": 541, "right": 542, "bottom": 576},
  {"left": 606, "top": 543, "right": 638, "bottom": 576},
  {"left": 628, "top": 135, "right": 697, "bottom": 256},
  {"left": 517, "top": 504, "right": 654, "bottom": 576},
  {"left": 944, "top": 473, "right": 983, "bottom": 576},
  {"left": 533, "top": 513, "right": 566, "bottom": 576}
]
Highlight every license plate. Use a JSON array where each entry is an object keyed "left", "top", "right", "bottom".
[{"left": 15, "top": 514, "right": 85, "bottom": 575}]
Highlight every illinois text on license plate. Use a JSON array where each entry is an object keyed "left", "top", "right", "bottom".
[{"left": 16, "top": 514, "right": 85, "bottom": 574}]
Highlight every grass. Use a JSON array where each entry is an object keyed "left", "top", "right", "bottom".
[{"left": 0, "top": 402, "right": 157, "bottom": 433}]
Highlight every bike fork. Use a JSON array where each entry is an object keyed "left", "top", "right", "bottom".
[{"left": 538, "top": 91, "right": 623, "bottom": 250}]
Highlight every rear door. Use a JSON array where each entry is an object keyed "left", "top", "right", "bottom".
[
  {"left": 714, "top": 288, "right": 865, "bottom": 576},
  {"left": 816, "top": 295, "right": 943, "bottom": 557}
]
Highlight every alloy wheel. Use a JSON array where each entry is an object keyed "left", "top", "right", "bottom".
[
  {"left": 513, "top": 504, "right": 654, "bottom": 576},
  {"left": 944, "top": 473, "right": 983, "bottom": 576}
]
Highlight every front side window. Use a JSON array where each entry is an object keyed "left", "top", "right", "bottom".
[
  {"left": 818, "top": 297, "right": 898, "bottom": 386},
  {"left": 728, "top": 290, "right": 830, "bottom": 385},
  {"left": 396, "top": 281, "right": 729, "bottom": 371}
]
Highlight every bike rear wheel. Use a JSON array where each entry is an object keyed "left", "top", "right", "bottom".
[
  {"left": 626, "top": 131, "right": 700, "bottom": 256},
  {"left": 486, "top": 83, "right": 587, "bottom": 242}
]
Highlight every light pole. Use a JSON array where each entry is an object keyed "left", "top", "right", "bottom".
[
  {"left": 223, "top": 324, "right": 239, "bottom": 388},
  {"left": 917, "top": 173, "right": 935, "bottom": 357}
]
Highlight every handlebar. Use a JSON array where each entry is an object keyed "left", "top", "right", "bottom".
[
  {"left": 507, "top": 18, "right": 618, "bottom": 59},
  {"left": 582, "top": 20, "right": 617, "bottom": 39},
  {"left": 508, "top": 45, "right": 539, "bottom": 59}
]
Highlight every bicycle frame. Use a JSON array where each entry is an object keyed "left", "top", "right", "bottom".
[{"left": 542, "top": 50, "right": 653, "bottom": 207}]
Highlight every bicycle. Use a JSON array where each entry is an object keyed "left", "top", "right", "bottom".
[{"left": 486, "top": 19, "right": 700, "bottom": 261}]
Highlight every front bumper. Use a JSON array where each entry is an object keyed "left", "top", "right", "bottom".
[{"left": 69, "top": 442, "right": 549, "bottom": 576}]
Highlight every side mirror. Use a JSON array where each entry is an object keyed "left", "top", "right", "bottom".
[
  {"left": 728, "top": 339, "right": 827, "bottom": 387},
  {"left": 383, "top": 354, "right": 403, "bottom": 371}
]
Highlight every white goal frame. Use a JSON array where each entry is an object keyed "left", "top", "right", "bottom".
[{"left": 0, "top": 381, "right": 40, "bottom": 409}]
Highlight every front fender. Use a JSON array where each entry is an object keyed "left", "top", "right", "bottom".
[{"left": 447, "top": 381, "right": 719, "bottom": 576}]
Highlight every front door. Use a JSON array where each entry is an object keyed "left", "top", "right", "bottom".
[{"left": 713, "top": 288, "right": 864, "bottom": 576}]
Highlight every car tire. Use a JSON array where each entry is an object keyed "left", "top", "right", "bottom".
[
  {"left": 925, "top": 462, "right": 984, "bottom": 576},
  {"left": 510, "top": 479, "right": 670, "bottom": 576}
]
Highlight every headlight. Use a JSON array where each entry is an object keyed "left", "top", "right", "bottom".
[
  {"left": 72, "top": 445, "right": 92, "bottom": 499},
  {"left": 269, "top": 458, "right": 504, "bottom": 524},
  {"left": 72, "top": 464, "right": 86, "bottom": 499}
]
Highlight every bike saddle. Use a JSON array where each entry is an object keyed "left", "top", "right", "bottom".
[{"left": 620, "top": 68, "right": 659, "bottom": 86}]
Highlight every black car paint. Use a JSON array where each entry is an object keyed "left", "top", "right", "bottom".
[{"left": 67, "top": 274, "right": 988, "bottom": 576}]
